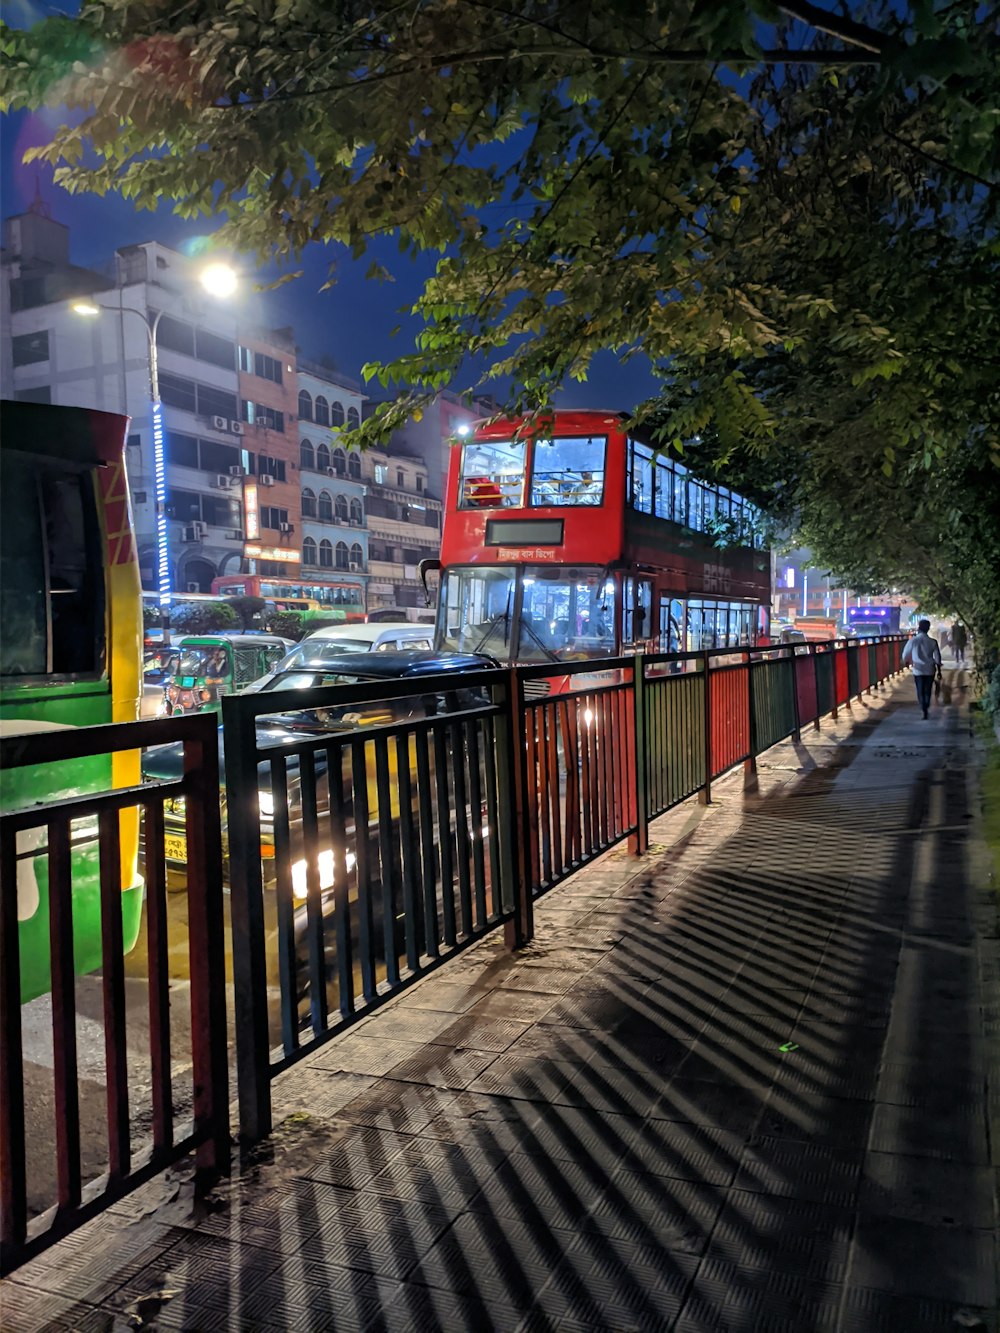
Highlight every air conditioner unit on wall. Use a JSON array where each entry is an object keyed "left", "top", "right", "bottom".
[
  {"left": 228, "top": 465, "right": 245, "bottom": 478},
  {"left": 279, "top": 522, "right": 294, "bottom": 534},
  {"left": 228, "top": 528, "right": 245, "bottom": 541},
  {"left": 326, "top": 466, "right": 336, "bottom": 477},
  {"left": 259, "top": 474, "right": 275, "bottom": 487},
  {"left": 213, "top": 474, "right": 230, "bottom": 488},
  {"left": 186, "top": 582, "right": 201, "bottom": 593},
  {"left": 182, "top": 522, "right": 206, "bottom": 543},
  {"left": 230, "top": 420, "right": 244, "bottom": 435},
  {"left": 211, "top": 415, "right": 228, "bottom": 431},
  {"left": 349, "top": 561, "right": 362, "bottom": 571}
]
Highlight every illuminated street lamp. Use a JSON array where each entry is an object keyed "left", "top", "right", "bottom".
[{"left": 72, "top": 261, "right": 239, "bottom": 640}]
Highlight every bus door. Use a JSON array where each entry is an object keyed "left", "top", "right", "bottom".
[
  {"left": 622, "top": 577, "right": 652, "bottom": 651},
  {"left": 659, "top": 596, "right": 685, "bottom": 654}
]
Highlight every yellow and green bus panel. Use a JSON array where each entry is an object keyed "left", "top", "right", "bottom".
[{"left": 0, "top": 401, "right": 144, "bottom": 1003}]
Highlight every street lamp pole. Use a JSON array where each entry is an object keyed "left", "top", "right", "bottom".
[{"left": 74, "top": 262, "right": 237, "bottom": 646}]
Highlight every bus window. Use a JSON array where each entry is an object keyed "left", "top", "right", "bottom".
[
  {"left": 528, "top": 436, "right": 607, "bottom": 506},
  {"left": 0, "top": 458, "right": 104, "bottom": 678},
  {"left": 439, "top": 566, "right": 516, "bottom": 655},
  {"left": 460, "top": 439, "right": 525, "bottom": 508},
  {"left": 628, "top": 442, "right": 653, "bottom": 514}
]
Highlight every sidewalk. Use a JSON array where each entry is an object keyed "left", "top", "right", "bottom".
[{"left": 3, "top": 667, "right": 997, "bottom": 1332}]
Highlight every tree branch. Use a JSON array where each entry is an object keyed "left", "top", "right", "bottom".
[{"left": 775, "top": 1, "right": 893, "bottom": 54}]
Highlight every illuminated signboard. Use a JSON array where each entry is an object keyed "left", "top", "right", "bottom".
[
  {"left": 151, "top": 399, "right": 171, "bottom": 607},
  {"left": 243, "top": 480, "right": 260, "bottom": 539},
  {"left": 244, "top": 544, "right": 300, "bottom": 564}
]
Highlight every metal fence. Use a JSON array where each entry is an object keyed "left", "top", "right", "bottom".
[
  {"left": 0, "top": 714, "right": 228, "bottom": 1275},
  {"left": 1, "top": 635, "right": 904, "bottom": 1271}
]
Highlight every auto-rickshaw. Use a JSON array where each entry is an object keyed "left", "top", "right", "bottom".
[{"left": 165, "top": 633, "right": 294, "bottom": 716}]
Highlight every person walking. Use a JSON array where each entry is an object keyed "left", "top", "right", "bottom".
[
  {"left": 902, "top": 619, "right": 942, "bottom": 719},
  {"left": 951, "top": 622, "right": 968, "bottom": 665}
]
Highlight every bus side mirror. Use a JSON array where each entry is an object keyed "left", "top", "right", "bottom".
[{"left": 417, "top": 558, "right": 441, "bottom": 606}]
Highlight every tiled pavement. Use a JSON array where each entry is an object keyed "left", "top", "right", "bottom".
[{"left": 3, "top": 667, "right": 997, "bottom": 1332}]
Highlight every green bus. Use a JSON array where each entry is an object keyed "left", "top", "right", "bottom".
[{"left": 0, "top": 401, "right": 144, "bottom": 1003}]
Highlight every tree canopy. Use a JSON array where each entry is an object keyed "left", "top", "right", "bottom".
[{"left": 2, "top": 0, "right": 998, "bottom": 649}]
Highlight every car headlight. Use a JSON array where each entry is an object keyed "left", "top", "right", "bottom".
[{"left": 291, "top": 849, "right": 357, "bottom": 901}]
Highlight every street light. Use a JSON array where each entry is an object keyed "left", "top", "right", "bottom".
[{"left": 72, "top": 261, "right": 239, "bottom": 640}]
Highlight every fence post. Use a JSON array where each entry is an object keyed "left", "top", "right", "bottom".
[
  {"left": 0, "top": 827, "right": 26, "bottom": 1268},
  {"left": 743, "top": 650, "right": 758, "bottom": 778},
  {"left": 223, "top": 695, "right": 273, "bottom": 1144},
  {"left": 789, "top": 648, "right": 802, "bottom": 743},
  {"left": 629, "top": 653, "right": 649, "bottom": 856},
  {"left": 498, "top": 668, "right": 533, "bottom": 950},
  {"left": 812, "top": 645, "right": 822, "bottom": 730},
  {"left": 699, "top": 651, "right": 713, "bottom": 805},
  {"left": 184, "top": 716, "right": 230, "bottom": 1176}
]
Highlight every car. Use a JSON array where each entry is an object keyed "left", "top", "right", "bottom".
[
  {"left": 140, "top": 650, "right": 498, "bottom": 882},
  {"left": 242, "top": 623, "right": 436, "bottom": 694}
]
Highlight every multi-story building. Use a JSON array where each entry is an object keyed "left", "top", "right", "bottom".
[
  {"left": 236, "top": 326, "right": 300, "bottom": 579},
  {"left": 296, "top": 361, "right": 368, "bottom": 605},
  {"left": 1, "top": 206, "right": 254, "bottom": 593},
  {"left": 361, "top": 447, "right": 442, "bottom": 610}
]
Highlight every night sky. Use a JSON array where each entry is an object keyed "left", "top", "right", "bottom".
[{"left": 2, "top": 10, "right": 661, "bottom": 413}]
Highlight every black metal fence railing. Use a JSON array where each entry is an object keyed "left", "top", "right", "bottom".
[
  {"left": 1, "top": 635, "right": 905, "bottom": 1272},
  {"left": 0, "top": 714, "right": 228, "bottom": 1276}
]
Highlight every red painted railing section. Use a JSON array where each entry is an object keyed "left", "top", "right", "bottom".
[
  {"left": 834, "top": 646, "right": 850, "bottom": 705},
  {"left": 709, "top": 661, "right": 751, "bottom": 778},
  {"left": 858, "top": 644, "right": 871, "bottom": 693}
]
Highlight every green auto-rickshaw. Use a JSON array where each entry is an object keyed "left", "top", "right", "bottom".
[{"left": 165, "top": 633, "right": 294, "bottom": 716}]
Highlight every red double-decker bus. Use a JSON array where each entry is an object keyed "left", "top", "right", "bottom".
[{"left": 429, "top": 408, "right": 771, "bottom": 665}]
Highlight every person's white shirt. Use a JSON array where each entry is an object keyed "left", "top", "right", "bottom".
[{"left": 901, "top": 631, "right": 942, "bottom": 676}]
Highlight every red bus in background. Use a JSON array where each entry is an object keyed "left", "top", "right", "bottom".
[
  {"left": 430, "top": 408, "right": 771, "bottom": 666},
  {"left": 211, "top": 573, "right": 366, "bottom": 620}
]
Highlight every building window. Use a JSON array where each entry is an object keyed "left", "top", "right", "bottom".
[
  {"left": 156, "top": 315, "right": 195, "bottom": 357},
  {"left": 300, "top": 439, "right": 314, "bottom": 470},
  {"left": 314, "top": 395, "right": 330, "bottom": 426},
  {"left": 302, "top": 536, "right": 317, "bottom": 565},
  {"left": 301, "top": 488, "right": 317, "bottom": 518},
  {"left": 333, "top": 448, "right": 347, "bottom": 477},
  {"left": 397, "top": 469, "right": 405, "bottom": 488},
  {"left": 298, "top": 390, "right": 313, "bottom": 421},
  {"left": 319, "top": 538, "right": 333, "bottom": 568},
  {"left": 349, "top": 497, "right": 364, "bottom": 525},
  {"left": 335, "top": 540, "right": 349, "bottom": 570},
  {"left": 350, "top": 542, "right": 364, "bottom": 568},
  {"left": 241, "top": 402, "right": 285, "bottom": 432},
  {"left": 348, "top": 450, "right": 361, "bottom": 479},
  {"left": 316, "top": 442, "right": 330, "bottom": 472},
  {"left": 200, "top": 438, "right": 241, "bottom": 474},
  {"left": 159, "top": 371, "right": 197, "bottom": 413},
  {"left": 254, "top": 351, "right": 283, "bottom": 384},
  {"left": 416, "top": 475, "right": 424, "bottom": 493},
  {"left": 196, "top": 329, "right": 236, "bottom": 370},
  {"left": 347, "top": 406, "right": 360, "bottom": 430},
  {"left": 12, "top": 330, "right": 50, "bottom": 366},
  {"left": 334, "top": 493, "right": 349, "bottom": 522},
  {"left": 374, "top": 463, "right": 388, "bottom": 485},
  {"left": 256, "top": 455, "right": 286, "bottom": 483},
  {"left": 14, "top": 385, "right": 51, "bottom": 403},
  {"left": 318, "top": 490, "right": 333, "bottom": 520},
  {"left": 330, "top": 400, "right": 345, "bottom": 427},
  {"left": 260, "top": 506, "right": 289, "bottom": 530},
  {"left": 198, "top": 384, "right": 239, "bottom": 421},
  {"left": 238, "top": 345, "right": 253, "bottom": 372}
]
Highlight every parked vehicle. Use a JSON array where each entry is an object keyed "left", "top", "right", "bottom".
[
  {"left": 141, "top": 651, "right": 498, "bottom": 881},
  {"left": 164, "top": 633, "right": 294, "bottom": 716},
  {"left": 367, "top": 606, "right": 437, "bottom": 625},
  {"left": 242, "top": 622, "right": 435, "bottom": 694}
]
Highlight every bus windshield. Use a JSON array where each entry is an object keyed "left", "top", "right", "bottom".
[
  {"left": 437, "top": 565, "right": 615, "bottom": 663},
  {"left": 460, "top": 436, "right": 608, "bottom": 509}
]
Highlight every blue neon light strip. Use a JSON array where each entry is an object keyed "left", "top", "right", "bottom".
[{"left": 151, "top": 399, "right": 171, "bottom": 607}]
